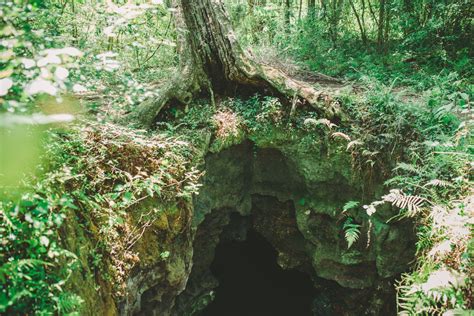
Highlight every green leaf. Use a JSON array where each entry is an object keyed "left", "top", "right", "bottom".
[
  {"left": 343, "top": 217, "right": 361, "bottom": 249},
  {"left": 343, "top": 201, "right": 359, "bottom": 212},
  {"left": 122, "top": 191, "right": 133, "bottom": 203}
]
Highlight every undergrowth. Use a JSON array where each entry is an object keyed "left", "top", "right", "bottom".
[
  {"left": 156, "top": 70, "right": 473, "bottom": 314},
  {"left": 55, "top": 123, "right": 201, "bottom": 296},
  {"left": 340, "top": 76, "right": 473, "bottom": 313},
  {"left": 1, "top": 1, "right": 472, "bottom": 315},
  {"left": 0, "top": 122, "right": 202, "bottom": 314}
]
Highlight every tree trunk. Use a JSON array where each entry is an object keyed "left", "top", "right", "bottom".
[
  {"left": 360, "top": 0, "right": 367, "bottom": 37},
  {"left": 248, "top": 0, "right": 255, "bottom": 14},
  {"left": 377, "top": 0, "right": 385, "bottom": 50},
  {"left": 402, "top": 0, "right": 415, "bottom": 36},
  {"left": 130, "top": 0, "right": 340, "bottom": 128},
  {"left": 308, "top": 0, "right": 316, "bottom": 20},
  {"left": 285, "top": 0, "right": 291, "bottom": 27},
  {"left": 328, "top": 0, "right": 344, "bottom": 45},
  {"left": 349, "top": 0, "right": 367, "bottom": 44},
  {"left": 298, "top": 0, "right": 303, "bottom": 21},
  {"left": 367, "top": 0, "right": 379, "bottom": 27},
  {"left": 383, "top": 0, "right": 391, "bottom": 53}
]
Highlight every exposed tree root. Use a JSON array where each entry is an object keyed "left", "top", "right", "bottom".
[
  {"left": 127, "top": 66, "right": 200, "bottom": 128},
  {"left": 252, "top": 63, "right": 342, "bottom": 118},
  {"left": 128, "top": 0, "right": 342, "bottom": 129},
  {"left": 130, "top": 62, "right": 342, "bottom": 129}
]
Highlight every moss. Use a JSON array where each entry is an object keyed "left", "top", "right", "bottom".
[
  {"left": 63, "top": 210, "right": 118, "bottom": 316},
  {"left": 58, "top": 96, "right": 418, "bottom": 314}
]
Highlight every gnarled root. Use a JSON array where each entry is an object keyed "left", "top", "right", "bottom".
[
  {"left": 128, "top": 59, "right": 341, "bottom": 129},
  {"left": 127, "top": 66, "right": 201, "bottom": 128},
  {"left": 256, "top": 64, "right": 342, "bottom": 119},
  {"left": 127, "top": 0, "right": 341, "bottom": 129}
]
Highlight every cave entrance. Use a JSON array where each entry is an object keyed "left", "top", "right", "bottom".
[{"left": 198, "top": 229, "right": 316, "bottom": 316}]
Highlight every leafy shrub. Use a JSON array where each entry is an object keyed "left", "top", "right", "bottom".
[{"left": 0, "top": 140, "right": 83, "bottom": 314}]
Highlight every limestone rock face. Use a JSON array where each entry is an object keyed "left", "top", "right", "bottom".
[
  {"left": 69, "top": 134, "right": 416, "bottom": 315},
  {"left": 172, "top": 136, "right": 415, "bottom": 315}
]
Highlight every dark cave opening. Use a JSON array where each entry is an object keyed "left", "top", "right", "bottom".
[
  {"left": 167, "top": 144, "right": 413, "bottom": 316},
  {"left": 198, "top": 229, "right": 316, "bottom": 316}
]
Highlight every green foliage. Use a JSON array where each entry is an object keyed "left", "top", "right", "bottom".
[
  {"left": 0, "top": 2, "right": 82, "bottom": 114},
  {"left": 156, "top": 95, "right": 291, "bottom": 147},
  {"left": 343, "top": 217, "right": 361, "bottom": 249},
  {"left": 228, "top": 3, "right": 282, "bottom": 47},
  {"left": 1, "top": 120, "right": 203, "bottom": 313},
  {"left": 0, "top": 164, "right": 83, "bottom": 314},
  {"left": 54, "top": 0, "right": 177, "bottom": 115},
  {"left": 342, "top": 200, "right": 359, "bottom": 213},
  {"left": 1, "top": 0, "right": 473, "bottom": 314},
  {"left": 0, "top": 4, "right": 85, "bottom": 312},
  {"left": 348, "top": 76, "right": 472, "bottom": 312},
  {"left": 52, "top": 123, "right": 201, "bottom": 296},
  {"left": 226, "top": 0, "right": 472, "bottom": 86},
  {"left": 318, "top": 40, "right": 472, "bottom": 312}
]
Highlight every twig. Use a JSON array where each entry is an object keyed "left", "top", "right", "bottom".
[{"left": 133, "top": 14, "right": 173, "bottom": 72}]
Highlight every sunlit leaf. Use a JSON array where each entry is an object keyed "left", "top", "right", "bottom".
[{"left": 0, "top": 78, "right": 13, "bottom": 96}]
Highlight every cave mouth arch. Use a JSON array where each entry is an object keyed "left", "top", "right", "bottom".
[
  {"left": 198, "top": 228, "right": 317, "bottom": 316},
  {"left": 165, "top": 143, "right": 414, "bottom": 316}
]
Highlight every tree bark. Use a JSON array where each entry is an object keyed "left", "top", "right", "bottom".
[
  {"left": 248, "top": 0, "right": 255, "bottom": 14},
  {"left": 377, "top": 0, "right": 385, "bottom": 50},
  {"left": 327, "top": 0, "right": 344, "bottom": 45},
  {"left": 130, "top": 0, "right": 341, "bottom": 128},
  {"left": 349, "top": 0, "right": 367, "bottom": 44},
  {"left": 298, "top": 0, "right": 303, "bottom": 21},
  {"left": 383, "top": 0, "right": 391, "bottom": 53},
  {"left": 285, "top": 0, "right": 292, "bottom": 27},
  {"left": 308, "top": 0, "right": 316, "bottom": 20}
]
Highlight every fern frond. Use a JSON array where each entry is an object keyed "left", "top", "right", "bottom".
[
  {"left": 1, "top": 259, "right": 52, "bottom": 272},
  {"left": 343, "top": 217, "right": 361, "bottom": 249},
  {"left": 331, "top": 132, "right": 351, "bottom": 141},
  {"left": 55, "top": 292, "right": 84, "bottom": 314},
  {"left": 304, "top": 118, "right": 338, "bottom": 129},
  {"left": 424, "top": 179, "right": 453, "bottom": 187},
  {"left": 361, "top": 149, "right": 379, "bottom": 157},
  {"left": 342, "top": 200, "right": 359, "bottom": 213},
  {"left": 382, "top": 189, "right": 425, "bottom": 216},
  {"left": 393, "top": 162, "right": 420, "bottom": 174},
  {"left": 346, "top": 140, "right": 363, "bottom": 150}
]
